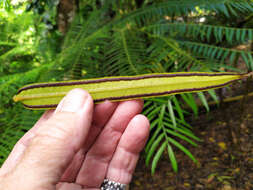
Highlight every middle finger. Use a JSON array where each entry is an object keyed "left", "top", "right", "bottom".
[
  {"left": 61, "top": 100, "right": 118, "bottom": 182},
  {"left": 76, "top": 100, "right": 143, "bottom": 188}
]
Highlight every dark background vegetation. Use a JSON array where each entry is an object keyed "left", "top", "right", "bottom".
[{"left": 0, "top": 0, "right": 253, "bottom": 189}]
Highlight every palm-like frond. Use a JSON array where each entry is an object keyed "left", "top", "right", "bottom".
[
  {"left": 103, "top": 28, "right": 149, "bottom": 75},
  {"left": 147, "top": 36, "right": 205, "bottom": 71},
  {"left": 179, "top": 41, "right": 253, "bottom": 70},
  {"left": 143, "top": 23, "right": 253, "bottom": 44},
  {"left": 56, "top": 11, "right": 111, "bottom": 80},
  {"left": 144, "top": 102, "right": 200, "bottom": 173},
  {"left": 119, "top": 0, "right": 253, "bottom": 25},
  {"left": 0, "top": 66, "right": 49, "bottom": 165}
]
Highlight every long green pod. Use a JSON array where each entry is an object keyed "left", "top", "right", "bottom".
[{"left": 13, "top": 72, "right": 248, "bottom": 110}]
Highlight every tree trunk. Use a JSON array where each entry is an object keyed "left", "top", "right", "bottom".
[
  {"left": 135, "top": 0, "right": 145, "bottom": 8},
  {"left": 57, "top": 0, "right": 79, "bottom": 34}
]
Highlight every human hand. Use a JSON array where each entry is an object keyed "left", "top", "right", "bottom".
[{"left": 0, "top": 89, "right": 150, "bottom": 190}]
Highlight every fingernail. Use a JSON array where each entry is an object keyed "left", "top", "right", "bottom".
[{"left": 56, "top": 89, "right": 87, "bottom": 113}]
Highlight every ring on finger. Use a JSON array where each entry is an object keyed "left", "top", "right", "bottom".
[{"left": 100, "top": 179, "right": 127, "bottom": 190}]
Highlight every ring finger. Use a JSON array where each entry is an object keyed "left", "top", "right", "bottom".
[{"left": 105, "top": 114, "right": 150, "bottom": 185}]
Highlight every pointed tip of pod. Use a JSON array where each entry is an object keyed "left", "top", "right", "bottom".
[{"left": 13, "top": 95, "right": 20, "bottom": 102}]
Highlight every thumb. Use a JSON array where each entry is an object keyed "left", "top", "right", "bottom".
[{"left": 9, "top": 89, "right": 94, "bottom": 189}]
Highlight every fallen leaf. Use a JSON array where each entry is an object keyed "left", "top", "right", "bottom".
[
  {"left": 218, "top": 142, "right": 227, "bottom": 150},
  {"left": 207, "top": 174, "right": 216, "bottom": 183}
]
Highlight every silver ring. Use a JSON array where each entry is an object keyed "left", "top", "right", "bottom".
[{"left": 100, "top": 179, "right": 127, "bottom": 190}]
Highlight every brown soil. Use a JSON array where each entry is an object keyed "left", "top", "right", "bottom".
[{"left": 130, "top": 87, "right": 253, "bottom": 190}]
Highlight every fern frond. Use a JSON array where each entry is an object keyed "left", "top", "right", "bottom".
[
  {"left": 148, "top": 35, "right": 205, "bottom": 71},
  {"left": 56, "top": 11, "right": 110, "bottom": 79},
  {"left": 179, "top": 40, "right": 253, "bottom": 69},
  {"left": 143, "top": 23, "right": 253, "bottom": 44},
  {"left": 0, "top": 107, "right": 42, "bottom": 165},
  {"left": 144, "top": 101, "right": 199, "bottom": 173},
  {"left": 119, "top": 0, "right": 253, "bottom": 25},
  {"left": 103, "top": 29, "right": 148, "bottom": 75},
  {"left": 0, "top": 44, "right": 33, "bottom": 60},
  {"left": 120, "top": 30, "right": 138, "bottom": 74},
  {"left": 0, "top": 63, "right": 54, "bottom": 165}
]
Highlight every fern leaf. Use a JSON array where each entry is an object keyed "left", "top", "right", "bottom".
[
  {"left": 168, "top": 137, "right": 197, "bottom": 163},
  {"left": 167, "top": 144, "right": 178, "bottom": 172},
  {"left": 151, "top": 141, "right": 167, "bottom": 175},
  {"left": 143, "top": 23, "right": 253, "bottom": 44},
  {"left": 146, "top": 133, "right": 165, "bottom": 166}
]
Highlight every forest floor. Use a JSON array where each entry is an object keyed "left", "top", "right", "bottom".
[{"left": 130, "top": 82, "right": 253, "bottom": 190}]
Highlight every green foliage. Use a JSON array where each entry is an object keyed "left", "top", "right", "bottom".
[
  {"left": 1, "top": 0, "right": 253, "bottom": 173},
  {"left": 0, "top": 1, "right": 58, "bottom": 164},
  {"left": 144, "top": 98, "right": 200, "bottom": 174},
  {"left": 0, "top": 0, "right": 11, "bottom": 10}
]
